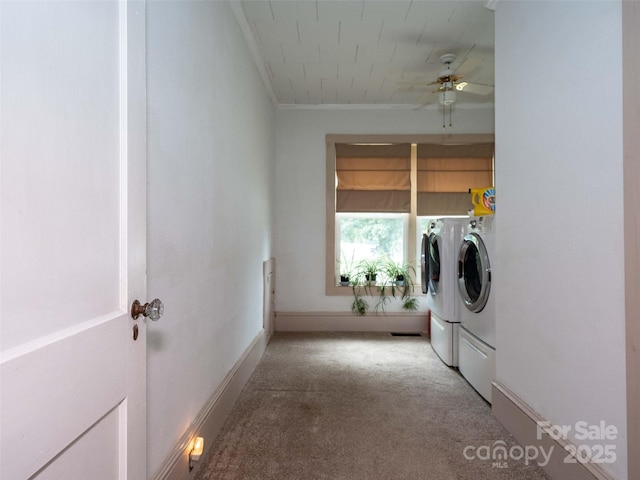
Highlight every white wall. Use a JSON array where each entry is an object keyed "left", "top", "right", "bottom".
[
  {"left": 146, "top": 2, "right": 275, "bottom": 477},
  {"left": 494, "top": 2, "right": 626, "bottom": 478},
  {"left": 274, "top": 106, "right": 493, "bottom": 313}
]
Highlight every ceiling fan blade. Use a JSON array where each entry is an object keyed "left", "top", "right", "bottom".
[
  {"left": 455, "top": 56, "right": 483, "bottom": 77},
  {"left": 414, "top": 93, "right": 439, "bottom": 109},
  {"left": 396, "top": 85, "right": 432, "bottom": 92},
  {"left": 454, "top": 45, "right": 477, "bottom": 71},
  {"left": 455, "top": 81, "right": 494, "bottom": 96}
]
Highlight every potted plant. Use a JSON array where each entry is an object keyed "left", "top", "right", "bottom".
[
  {"left": 382, "top": 258, "right": 420, "bottom": 312},
  {"left": 383, "top": 258, "right": 415, "bottom": 289},
  {"left": 356, "top": 257, "right": 383, "bottom": 286},
  {"left": 348, "top": 256, "right": 382, "bottom": 314},
  {"left": 348, "top": 256, "right": 419, "bottom": 315},
  {"left": 337, "top": 252, "right": 355, "bottom": 286}
]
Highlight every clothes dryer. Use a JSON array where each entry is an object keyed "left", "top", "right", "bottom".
[
  {"left": 457, "top": 215, "right": 496, "bottom": 403},
  {"left": 425, "top": 217, "right": 467, "bottom": 367}
]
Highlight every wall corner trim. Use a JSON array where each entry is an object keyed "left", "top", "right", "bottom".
[
  {"left": 229, "top": 2, "right": 278, "bottom": 106},
  {"left": 150, "top": 330, "right": 268, "bottom": 480},
  {"left": 492, "top": 382, "right": 615, "bottom": 480}
]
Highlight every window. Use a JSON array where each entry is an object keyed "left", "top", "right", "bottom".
[
  {"left": 326, "top": 134, "right": 494, "bottom": 295},
  {"left": 337, "top": 212, "right": 408, "bottom": 285}
]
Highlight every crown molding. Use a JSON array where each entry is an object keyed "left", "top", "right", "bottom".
[{"left": 276, "top": 102, "right": 495, "bottom": 111}]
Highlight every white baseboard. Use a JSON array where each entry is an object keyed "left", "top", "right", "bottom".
[
  {"left": 275, "top": 311, "right": 428, "bottom": 333},
  {"left": 150, "top": 329, "right": 268, "bottom": 480},
  {"left": 492, "top": 381, "right": 615, "bottom": 480}
]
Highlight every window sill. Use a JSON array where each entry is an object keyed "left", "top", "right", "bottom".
[{"left": 326, "top": 284, "right": 427, "bottom": 296}]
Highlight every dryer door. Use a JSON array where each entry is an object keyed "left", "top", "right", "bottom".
[
  {"left": 421, "top": 233, "right": 429, "bottom": 294},
  {"left": 428, "top": 233, "right": 441, "bottom": 295},
  {"left": 457, "top": 232, "right": 491, "bottom": 312}
]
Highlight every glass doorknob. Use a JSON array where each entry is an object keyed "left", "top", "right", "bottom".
[{"left": 131, "top": 298, "right": 164, "bottom": 321}]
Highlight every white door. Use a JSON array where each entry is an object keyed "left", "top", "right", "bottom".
[{"left": 1, "top": 2, "right": 149, "bottom": 479}]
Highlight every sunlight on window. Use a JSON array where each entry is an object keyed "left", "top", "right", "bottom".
[{"left": 337, "top": 213, "right": 406, "bottom": 282}]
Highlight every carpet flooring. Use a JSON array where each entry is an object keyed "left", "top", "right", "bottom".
[{"left": 194, "top": 332, "right": 550, "bottom": 480}]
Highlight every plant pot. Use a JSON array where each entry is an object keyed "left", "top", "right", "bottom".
[
  {"left": 395, "top": 275, "right": 405, "bottom": 287},
  {"left": 340, "top": 275, "right": 350, "bottom": 286},
  {"left": 365, "top": 273, "right": 377, "bottom": 286}
]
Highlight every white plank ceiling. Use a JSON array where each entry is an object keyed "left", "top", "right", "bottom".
[{"left": 236, "top": 0, "right": 495, "bottom": 107}]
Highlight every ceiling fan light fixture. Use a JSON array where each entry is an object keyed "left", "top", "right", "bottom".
[{"left": 439, "top": 88, "right": 456, "bottom": 105}]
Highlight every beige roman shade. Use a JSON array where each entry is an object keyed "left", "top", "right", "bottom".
[
  {"left": 417, "top": 144, "right": 494, "bottom": 215},
  {"left": 335, "top": 143, "right": 411, "bottom": 213}
]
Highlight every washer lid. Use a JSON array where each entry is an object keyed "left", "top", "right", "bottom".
[{"left": 457, "top": 232, "right": 491, "bottom": 312}]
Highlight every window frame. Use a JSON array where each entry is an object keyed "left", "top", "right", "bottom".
[{"left": 325, "top": 133, "right": 495, "bottom": 296}]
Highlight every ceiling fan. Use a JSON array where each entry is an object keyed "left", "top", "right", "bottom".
[{"left": 428, "top": 53, "right": 494, "bottom": 106}]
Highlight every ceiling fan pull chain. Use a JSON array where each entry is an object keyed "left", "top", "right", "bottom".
[{"left": 443, "top": 104, "right": 446, "bottom": 130}]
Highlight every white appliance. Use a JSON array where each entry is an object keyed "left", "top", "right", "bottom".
[
  {"left": 425, "top": 218, "right": 467, "bottom": 367},
  {"left": 421, "top": 233, "right": 429, "bottom": 294},
  {"left": 457, "top": 215, "right": 496, "bottom": 403}
]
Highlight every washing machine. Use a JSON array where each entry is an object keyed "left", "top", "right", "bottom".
[
  {"left": 425, "top": 217, "right": 467, "bottom": 367},
  {"left": 421, "top": 232, "right": 429, "bottom": 294},
  {"left": 457, "top": 215, "right": 496, "bottom": 403}
]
